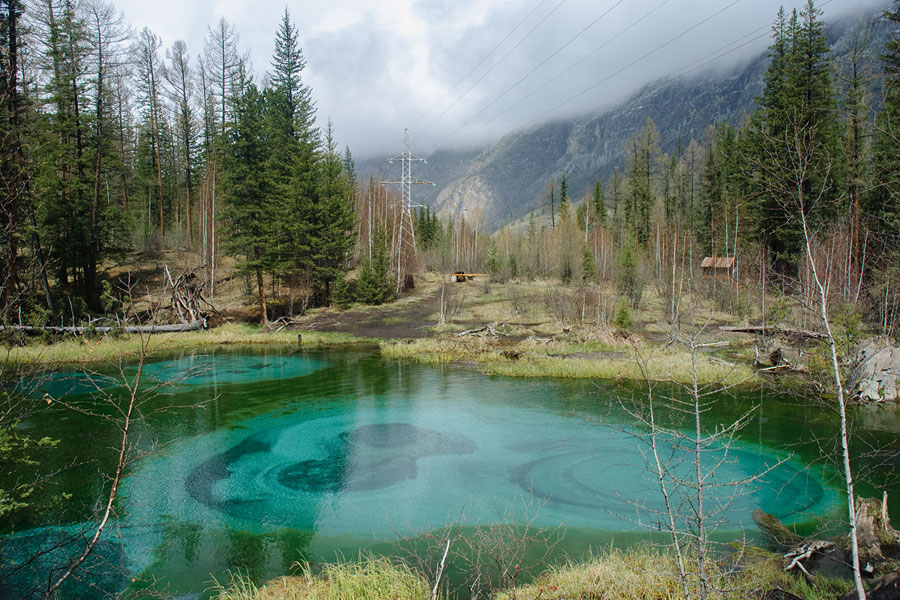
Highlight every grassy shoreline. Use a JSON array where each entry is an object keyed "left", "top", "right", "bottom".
[
  {"left": 211, "top": 549, "right": 848, "bottom": 600},
  {"left": 380, "top": 336, "right": 758, "bottom": 386},
  {"left": 1, "top": 324, "right": 375, "bottom": 370},
  {"left": 1, "top": 323, "right": 760, "bottom": 386}
]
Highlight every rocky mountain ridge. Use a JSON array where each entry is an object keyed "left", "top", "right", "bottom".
[{"left": 359, "top": 6, "right": 889, "bottom": 229}]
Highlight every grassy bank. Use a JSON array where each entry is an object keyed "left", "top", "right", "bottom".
[
  {"left": 2, "top": 324, "right": 374, "bottom": 368},
  {"left": 211, "top": 549, "right": 848, "bottom": 600},
  {"left": 380, "top": 336, "right": 757, "bottom": 386},
  {"left": 213, "top": 556, "right": 429, "bottom": 600}
]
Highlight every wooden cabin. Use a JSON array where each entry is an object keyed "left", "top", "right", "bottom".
[{"left": 700, "top": 256, "right": 735, "bottom": 280}]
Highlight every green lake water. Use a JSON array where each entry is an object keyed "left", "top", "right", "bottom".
[{"left": 2, "top": 346, "right": 899, "bottom": 598}]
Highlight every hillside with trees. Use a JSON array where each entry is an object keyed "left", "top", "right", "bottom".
[{"left": 0, "top": 0, "right": 898, "bottom": 341}]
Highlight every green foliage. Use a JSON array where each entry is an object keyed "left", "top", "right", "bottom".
[
  {"left": 833, "top": 302, "right": 864, "bottom": 358},
  {"left": 312, "top": 122, "right": 356, "bottom": 297},
  {"left": 867, "top": 2, "right": 900, "bottom": 230},
  {"left": 765, "top": 292, "right": 790, "bottom": 329},
  {"left": 626, "top": 119, "right": 660, "bottom": 245},
  {"left": 613, "top": 299, "right": 633, "bottom": 330},
  {"left": 416, "top": 205, "right": 441, "bottom": 251},
  {"left": 507, "top": 253, "right": 518, "bottom": 280},
  {"left": 581, "top": 244, "right": 596, "bottom": 284},
  {"left": 332, "top": 277, "right": 351, "bottom": 310},
  {"left": 0, "top": 405, "right": 59, "bottom": 519},
  {"left": 616, "top": 241, "right": 643, "bottom": 307},
  {"left": 593, "top": 180, "right": 606, "bottom": 227},
  {"left": 356, "top": 226, "right": 393, "bottom": 305},
  {"left": 559, "top": 169, "right": 569, "bottom": 211},
  {"left": 485, "top": 239, "right": 502, "bottom": 280},
  {"left": 744, "top": 1, "right": 843, "bottom": 264},
  {"left": 222, "top": 81, "right": 274, "bottom": 279}
]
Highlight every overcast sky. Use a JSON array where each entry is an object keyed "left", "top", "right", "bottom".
[{"left": 115, "top": 0, "right": 883, "bottom": 159}]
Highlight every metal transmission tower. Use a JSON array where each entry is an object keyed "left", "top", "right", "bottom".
[{"left": 383, "top": 129, "right": 434, "bottom": 295}]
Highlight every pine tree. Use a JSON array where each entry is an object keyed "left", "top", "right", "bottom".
[
  {"left": 593, "top": 180, "right": 606, "bottom": 227},
  {"left": 869, "top": 1, "right": 900, "bottom": 231},
  {"left": 627, "top": 120, "right": 659, "bottom": 247},
  {"left": 357, "top": 225, "right": 392, "bottom": 304},
  {"left": 271, "top": 7, "right": 314, "bottom": 139},
  {"left": 222, "top": 81, "right": 274, "bottom": 325},
  {"left": 312, "top": 122, "right": 355, "bottom": 301},
  {"left": 699, "top": 121, "right": 737, "bottom": 256},
  {"left": 263, "top": 8, "right": 323, "bottom": 301},
  {"left": 745, "top": 0, "right": 842, "bottom": 265}
]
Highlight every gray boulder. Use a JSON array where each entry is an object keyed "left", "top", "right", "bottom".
[{"left": 849, "top": 339, "right": 900, "bottom": 403}]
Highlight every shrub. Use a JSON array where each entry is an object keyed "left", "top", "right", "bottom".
[
  {"left": 332, "top": 277, "right": 352, "bottom": 309},
  {"left": 613, "top": 299, "right": 633, "bottom": 330}
]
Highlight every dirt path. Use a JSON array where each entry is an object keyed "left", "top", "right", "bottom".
[{"left": 293, "top": 285, "right": 443, "bottom": 339}]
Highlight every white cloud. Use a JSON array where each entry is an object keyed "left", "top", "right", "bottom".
[{"left": 107, "top": 0, "right": 887, "bottom": 159}]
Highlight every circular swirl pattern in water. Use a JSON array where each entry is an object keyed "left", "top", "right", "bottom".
[{"left": 184, "top": 421, "right": 477, "bottom": 527}]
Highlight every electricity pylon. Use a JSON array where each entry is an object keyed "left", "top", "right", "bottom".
[{"left": 382, "top": 129, "right": 435, "bottom": 295}]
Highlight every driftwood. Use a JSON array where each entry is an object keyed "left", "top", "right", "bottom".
[
  {"left": 457, "top": 323, "right": 510, "bottom": 338},
  {"left": 166, "top": 266, "right": 214, "bottom": 324},
  {"left": 721, "top": 325, "right": 826, "bottom": 341},
  {"left": 784, "top": 540, "right": 836, "bottom": 583},
  {"left": 0, "top": 320, "right": 205, "bottom": 335}
]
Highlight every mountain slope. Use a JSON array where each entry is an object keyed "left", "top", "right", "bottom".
[{"left": 360, "top": 6, "right": 889, "bottom": 229}]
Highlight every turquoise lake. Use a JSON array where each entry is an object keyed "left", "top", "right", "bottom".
[{"left": 2, "top": 346, "right": 898, "bottom": 598}]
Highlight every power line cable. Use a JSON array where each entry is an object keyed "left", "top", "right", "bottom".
[
  {"left": 418, "top": 0, "right": 569, "bottom": 135},
  {"left": 433, "top": 0, "right": 746, "bottom": 151},
  {"left": 418, "top": 0, "right": 627, "bottom": 137},
  {"left": 409, "top": 0, "right": 551, "bottom": 129},
  {"left": 435, "top": 0, "right": 670, "bottom": 149},
  {"left": 520, "top": 0, "right": 748, "bottom": 131}
]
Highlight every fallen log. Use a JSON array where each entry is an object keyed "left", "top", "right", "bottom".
[
  {"left": 0, "top": 320, "right": 205, "bottom": 335},
  {"left": 720, "top": 325, "right": 826, "bottom": 341},
  {"left": 753, "top": 509, "right": 802, "bottom": 550}
]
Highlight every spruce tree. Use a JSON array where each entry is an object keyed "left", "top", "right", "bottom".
[
  {"left": 266, "top": 8, "right": 321, "bottom": 295},
  {"left": 357, "top": 225, "right": 392, "bottom": 304},
  {"left": 745, "top": 0, "right": 842, "bottom": 265},
  {"left": 312, "top": 122, "right": 355, "bottom": 301},
  {"left": 593, "top": 180, "right": 606, "bottom": 227},
  {"left": 869, "top": 1, "right": 900, "bottom": 231},
  {"left": 222, "top": 81, "right": 274, "bottom": 325}
]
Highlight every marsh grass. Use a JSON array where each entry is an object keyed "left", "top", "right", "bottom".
[
  {"left": 209, "top": 550, "right": 848, "bottom": 600},
  {"left": 4, "top": 324, "right": 372, "bottom": 369},
  {"left": 211, "top": 555, "right": 431, "bottom": 600},
  {"left": 380, "top": 337, "right": 756, "bottom": 385},
  {"left": 499, "top": 548, "right": 851, "bottom": 600}
]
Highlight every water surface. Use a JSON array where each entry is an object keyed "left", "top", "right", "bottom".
[{"left": 2, "top": 346, "right": 891, "bottom": 598}]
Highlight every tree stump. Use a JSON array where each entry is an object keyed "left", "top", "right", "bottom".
[{"left": 856, "top": 494, "right": 900, "bottom": 561}]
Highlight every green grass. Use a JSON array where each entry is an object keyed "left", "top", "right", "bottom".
[
  {"left": 380, "top": 337, "right": 757, "bottom": 386},
  {"left": 209, "top": 548, "right": 850, "bottom": 600},
  {"left": 211, "top": 555, "right": 431, "bottom": 600},
  {"left": 2, "top": 324, "right": 374, "bottom": 369},
  {"left": 502, "top": 548, "right": 851, "bottom": 600}
]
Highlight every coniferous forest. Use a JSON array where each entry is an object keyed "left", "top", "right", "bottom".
[
  {"left": 5, "top": 2, "right": 900, "bottom": 600},
  {"left": 0, "top": 1, "right": 898, "bottom": 337}
]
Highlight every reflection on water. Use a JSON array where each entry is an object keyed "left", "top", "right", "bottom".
[{"left": 0, "top": 348, "right": 852, "bottom": 599}]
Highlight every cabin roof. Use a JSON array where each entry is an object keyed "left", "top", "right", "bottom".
[{"left": 700, "top": 256, "right": 735, "bottom": 269}]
